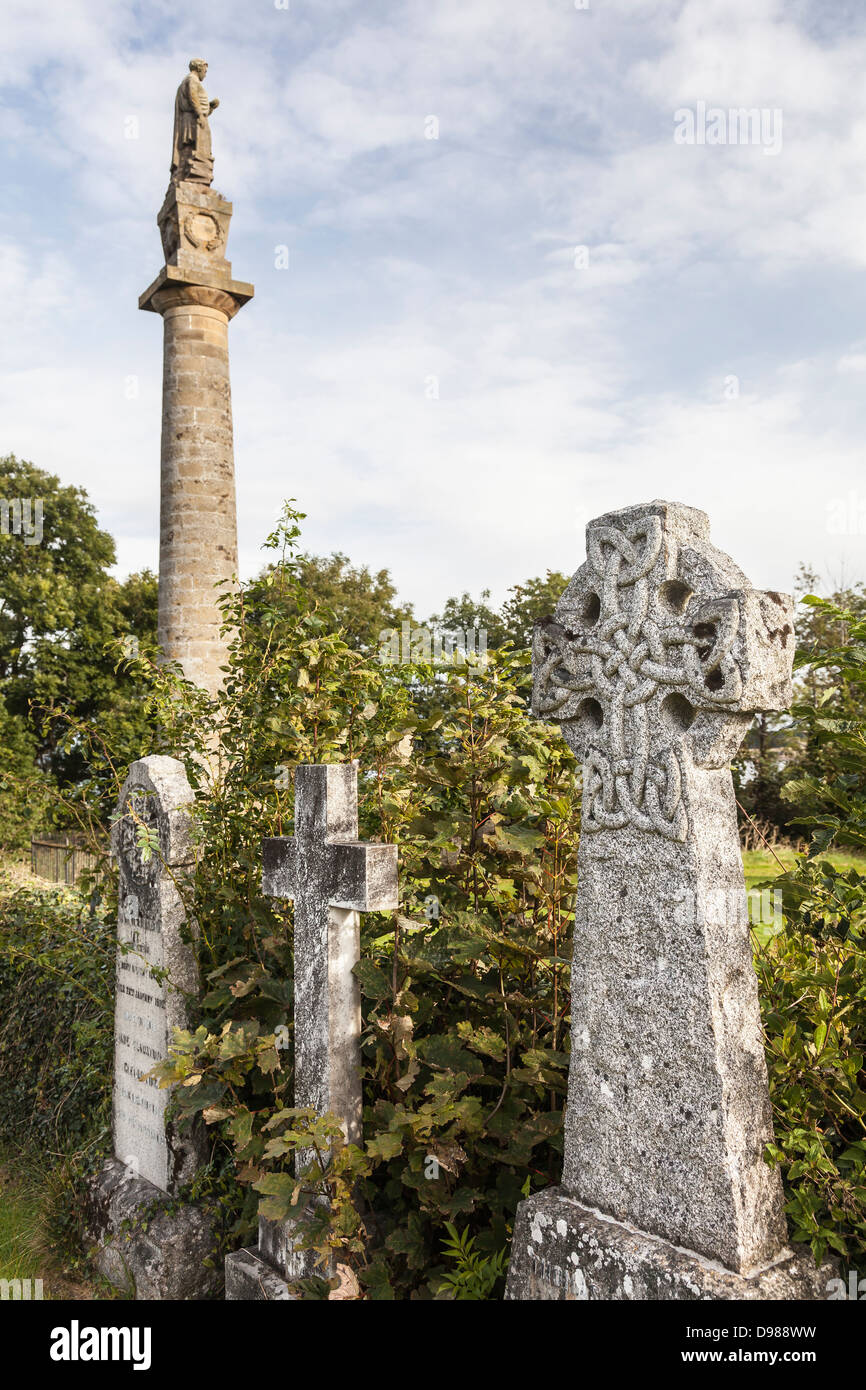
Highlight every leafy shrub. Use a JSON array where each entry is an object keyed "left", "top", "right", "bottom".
[
  {"left": 4, "top": 516, "right": 864, "bottom": 1292},
  {"left": 754, "top": 596, "right": 866, "bottom": 1266},
  {"left": 133, "top": 507, "right": 579, "bottom": 1296},
  {"left": 757, "top": 857, "right": 866, "bottom": 1265},
  {"left": 434, "top": 1223, "right": 508, "bottom": 1299},
  {"left": 0, "top": 879, "right": 113, "bottom": 1151}
]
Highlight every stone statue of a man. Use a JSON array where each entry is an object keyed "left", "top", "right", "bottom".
[{"left": 171, "top": 59, "right": 219, "bottom": 185}]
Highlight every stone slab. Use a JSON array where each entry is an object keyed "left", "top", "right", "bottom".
[
  {"left": 139, "top": 262, "right": 255, "bottom": 314},
  {"left": 224, "top": 1247, "right": 296, "bottom": 1301},
  {"left": 506, "top": 1189, "right": 835, "bottom": 1301},
  {"left": 111, "top": 756, "right": 202, "bottom": 1194},
  {"left": 88, "top": 1158, "right": 218, "bottom": 1301}
]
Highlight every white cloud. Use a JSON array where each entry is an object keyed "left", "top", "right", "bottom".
[{"left": 1, "top": 0, "right": 865, "bottom": 617}]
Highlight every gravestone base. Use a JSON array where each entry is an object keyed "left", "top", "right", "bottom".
[
  {"left": 225, "top": 1211, "right": 335, "bottom": 1300},
  {"left": 506, "top": 1190, "right": 834, "bottom": 1302},
  {"left": 89, "top": 1158, "right": 219, "bottom": 1301},
  {"left": 224, "top": 1246, "right": 296, "bottom": 1301}
]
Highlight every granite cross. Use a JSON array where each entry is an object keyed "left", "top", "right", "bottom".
[
  {"left": 263, "top": 761, "right": 399, "bottom": 1144},
  {"left": 257, "top": 762, "right": 399, "bottom": 1281},
  {"left": 507, "top": 501, "right": 825, "bottom": 1299},
  {"left": 224, "top": 762, "right": 398, "bottom": 1297}
]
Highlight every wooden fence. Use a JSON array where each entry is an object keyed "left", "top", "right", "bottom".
[{"left": 30, "top": 835, "right": 100, "bottom": 887}]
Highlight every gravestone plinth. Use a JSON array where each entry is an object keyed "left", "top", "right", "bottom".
[
  {"left": 225, "top": 763, "right": 399, "bottom": 1300},
  {"left": 506, "top": 501, "right": 834, "bottom": 1300},
  {"left": 89, "top": 756, "right": 218, "bottom": 1300}
]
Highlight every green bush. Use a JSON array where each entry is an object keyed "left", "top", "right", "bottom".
[
  {"left": 757, "top": 858, "right": 866, "bottom": 1265},
  {"left": 0, "top": 879, "right": 113, "bottom": 1151},
  {"left": 125, "top": 507, "right": 579, "bottom": 1297},
  {"left": 2, "top": 514, "right": 863, "bottom": 1293},
  {"left": 754, "top": 596, "right": 866, "bottom": 1266}
]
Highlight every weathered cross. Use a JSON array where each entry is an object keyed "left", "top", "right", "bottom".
[
  {"left": 258, "top": 761, "right": 399, "bottom": 1280},
  {"left": 526, "top": 501, "right": 796, "bottom": 1283},
  {"left": 263, "top": 761, "right": 399, "bottom": 1142}
]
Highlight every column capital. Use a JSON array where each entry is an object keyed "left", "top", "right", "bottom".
[{"left": 140, "top": 263, "right": 254, "bottom": 318}]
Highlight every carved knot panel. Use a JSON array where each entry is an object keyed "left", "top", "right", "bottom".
[{"left": 533, "top": 514, "right": 760, "bottom": 841}]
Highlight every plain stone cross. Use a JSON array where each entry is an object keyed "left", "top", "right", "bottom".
[
  {"left": 507, "top": 501, "right": 825, "bottom": 1299},
  {"left": 258, "top": 762, "right": 398, "bottom": 1281},
  {"left": 263, "top": 761, "right": 399, "bottom": 1143}
]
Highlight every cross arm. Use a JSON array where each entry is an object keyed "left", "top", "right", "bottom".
[
  {"left": 328, "top": 841, "right": 399, "bottom": 911},
  {"left": 262, "top": 836, "right": 296, "bottom": 899},
  {"left": 724, "top": 588, "right": 794, "bottom": 713}
]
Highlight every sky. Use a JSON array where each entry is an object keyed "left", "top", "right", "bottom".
[{"left": 1, "top": 0, "right": 865, "bottom": 617}]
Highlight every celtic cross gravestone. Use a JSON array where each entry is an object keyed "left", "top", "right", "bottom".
[
  {"left": 225, "top": 762, "right": 399, "bottom": 1299},
  {"left": 506, "top": 500, "right": 831, "bottom": 1299}
]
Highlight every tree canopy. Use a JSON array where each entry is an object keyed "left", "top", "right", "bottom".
[{"left": 0, "top": 456, "right": 158, "bottom": 846}]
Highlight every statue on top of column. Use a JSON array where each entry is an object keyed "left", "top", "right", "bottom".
[{"left": 171, "top": 59, "right": 219, "bottom": 185}]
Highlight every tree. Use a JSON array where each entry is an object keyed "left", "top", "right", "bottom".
[
  {"left": 780, "top": 591, "right": 866, "bottom": 854},
  {"left": 0, "top": 455, "right": 158, "bottom": 839},
  {"left": 739, "top": 567, "right": 866, "bottom": 845},
  {"left": 498, "top": 571, "right": 569, "bottom": 649},
  {"left": 792, "top": 565, "right": 866, "bottom": 718},
  {"left": 30, "top": 568, "right": 159, "bottom": 786},
  {"left": 735, "top": 566, "right": 866, "bottom": 842},
  {"left": 427, "top": 590, "right": 506, "bottom": 649},
  {"left": 427, "top": 572, "right": 569, "bottom": 655},
  {"left": 0, "top": 455, "right": 115, "bottom": 684},
  {"left": 0, "top": 701, "right": 47, "bottom": 851},
  {"left": 260, "top": 551, "right": 414, "bottom": 654}
]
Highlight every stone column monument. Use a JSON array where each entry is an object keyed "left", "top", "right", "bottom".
[
  {"left": 506, "top": 500, "right": 832, "bottom": 1300},
  {"left": 140, "top": 59, "right": 254, "bottom": 697}
]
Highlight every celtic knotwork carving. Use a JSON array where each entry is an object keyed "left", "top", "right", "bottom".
[{"left": 533, "top": 517, "right": 746, "bottom": 841}]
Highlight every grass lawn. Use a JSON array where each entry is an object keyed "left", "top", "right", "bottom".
[
  {"left": 0, "top": 1156, "right": 112, "bottom": 1299},
  {"left": 742, "top": 846, "right": 866, "bottom": 945},
  {"left": 0, "top": 1164, "right": 44, "bottom": 1286},
  {"left": 742, "top": 846, "right": 866, "bottom": 891}
]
